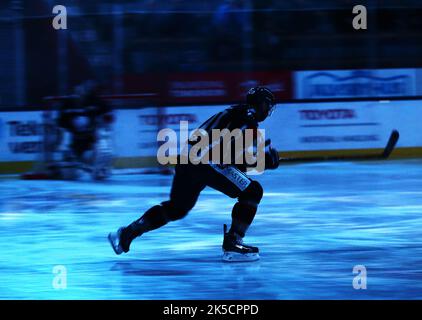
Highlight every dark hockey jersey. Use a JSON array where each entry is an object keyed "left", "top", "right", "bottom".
[
  {"left": 198, "top": 104, "right": 258, "bottom": 134},
  {"left": 187, "top": 105, "right": 262, "bottom": 169}
]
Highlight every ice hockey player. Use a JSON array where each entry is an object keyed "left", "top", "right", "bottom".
[
  {"left": 108, "top": 86, "right": 279, "bottom": 261},
  {"left": 56, "top": 81, "right": 114, "bottom": 179}
]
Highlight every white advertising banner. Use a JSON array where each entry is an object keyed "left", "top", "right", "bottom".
[
  {"left": 113, "top": 105, "right": 228, "bottom": 158},
  {"left": 264, "top": 100, "right": 422, "bottom": 152},
  {"left": 0, "top": 111, "right": 45, "bottom": 161},
  {"left": 1, "top": 101, "right": 422, "bottom": 164},
  {"left": 294, "top": 69, "right": 417, "bottom": 99},
  {"left": 113, "top": 108, "right": 160, "bottom": 158},
  {"left": 115, "top": 102, "right": 422, "bottom": 158}
]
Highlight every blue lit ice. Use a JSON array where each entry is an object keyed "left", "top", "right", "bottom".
[{"left": 0, "top": 160, "right": 421, "bottom": 299}]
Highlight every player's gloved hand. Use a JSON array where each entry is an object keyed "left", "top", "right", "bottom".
[{"left": 265, "top": 145, "right": 279, "bottom": 170}]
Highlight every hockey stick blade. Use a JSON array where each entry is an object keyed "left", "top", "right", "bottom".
[
  {"left": 381, "top": 129, "right": 399, "bottom": 159},
  {"left": 279, "top": 130, "right": 400, "bottom": 163}
]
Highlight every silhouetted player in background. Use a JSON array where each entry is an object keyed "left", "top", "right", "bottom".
[
  {"left": 56, "top": 81, "right": 114, "bottom": 179},
  {"left": 109, "top": 87, "right": 279, "bottom": 261}
]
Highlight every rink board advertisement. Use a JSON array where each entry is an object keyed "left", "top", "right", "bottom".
[
  {"left": 112, "top": 106, "right": 228, "bottom": 163},
  {"left": 294, "top": 69, "right": 418, "bottom": 99},
  {"left": 155, "top": 101, "right": 422, "bottom": 156},
  {"left": 264, "top": 100, "right": 422, "bottom": 152},
  {"left": 122, "top": 71, "right": 293, "bottom": 104},
  {"left": 1, "top": 100, "right": 422, "bottom": 172},
  {"left": 111, "top": 101, "right": 422, "bottom": 161},
  {"left": 0, "top": 111, "right": 45, "bottom": 162}
]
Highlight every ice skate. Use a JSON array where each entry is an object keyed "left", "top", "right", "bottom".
[
  {"left": 222, "top": 224, "right": 260, "bottom": 262},
  {"left": 108, "top": 227, "right": 131, "bottom": 255}
]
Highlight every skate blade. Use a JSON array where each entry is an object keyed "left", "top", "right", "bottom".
[
  {"left": 108, "top": 232, "right": 123, "bottom": 255},
  {"left": 222, "top": 251, "right": 260, "bottom": 262}
]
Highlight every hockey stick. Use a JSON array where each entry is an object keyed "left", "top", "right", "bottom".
[{"left": 279, "top": 130, "right": 400, "bottom": 163}]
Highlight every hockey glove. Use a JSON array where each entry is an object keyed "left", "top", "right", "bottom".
[{"left": 265, "top": 145, "right": 279, "bottom": 170}]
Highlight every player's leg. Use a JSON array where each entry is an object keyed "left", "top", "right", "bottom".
[
  {"left": 229, "top": 180, "right": 263, "bottom": 237},
  {"left": 108, "top": 164, "right": 205, "bottom": 255},
  {"left": 224, "top": 180, "right": 263, "bottom": 262},
  {"left": 202, "top": 164, "right": 263, "bottom": 261},
  {"left": 91, "top": 127, "right": 113, "bottom": 180}
]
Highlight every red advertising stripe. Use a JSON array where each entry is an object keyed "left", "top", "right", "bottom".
[{"left": 120, "top": 71, "right": 292, "bottom": 105}]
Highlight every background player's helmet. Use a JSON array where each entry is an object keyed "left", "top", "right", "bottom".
[
  {"left": 246, "top": 86, "right": 276, "bottom": 121},
  {"left": 74, "top": 80, "right": 100, "bottom": 100}
]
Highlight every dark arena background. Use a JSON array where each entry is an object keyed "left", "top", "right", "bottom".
[{"left": 1, "top": 0, "right": 422, "bottom": 306}]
